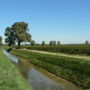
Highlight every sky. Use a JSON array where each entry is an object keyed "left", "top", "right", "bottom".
[{"left": 0, "top": 0, "right": 90, "bottom": 44}]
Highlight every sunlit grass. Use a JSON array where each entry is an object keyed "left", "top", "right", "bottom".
[{"left": 0, "top": 50, "right": 32, "bottom": 90}]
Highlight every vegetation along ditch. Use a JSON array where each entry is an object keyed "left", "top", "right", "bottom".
[
  {"left": 9, "top": 48, "right": 90, "bottom": 90},
  {"left": 3, "top": 49, "right": 81, "bottom": 90},
  {"left": 0, "top": 49, "right": 32, "bottom": 90}
]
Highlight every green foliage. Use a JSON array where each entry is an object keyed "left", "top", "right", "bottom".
[
  {"left": 85, "top": 40, "right": 89, "bottom": 45},
  {"left": 11, "top": 49, "right": 90, "bottom": 89},
  {"left": 42, "top": 41, "right": 45, "bottom": 46},
  {"left": 21, "top": 44, "right": 90, "bottom": 55},
  {"left": 49, "top": 41, "right": 54, "bottom": 45},
  {"left": 49, "top": 41, "right": 57, "bottom": 45},
  {"left": 57, "top": 41, "right": 60, "bottom": 45},
  {"left": 26, "top": 33, "right": 32, "bottom": 42},
  {"left": 0, "top": 50, "right": 32, "bottom": 90},
  {"left": 5, "top": 27, "right": 11, "bottom": 36},
  {"left": 53, "top": 41, "right": 56, "bottom": 45},
  {"left": 5, "top": 22, "right": 32, "bottom": 47},
  {"left": 5, "top": 27, "right": 17, "bottom": 46},
  {"left": 12, "top": 22, "right": 30, "bottom": 42},
  {"left": 31, "top": 40, "right": 35, "bottom": 46},
  {"left": 12, "top": 22, "right": 31, "bottom": 47}
]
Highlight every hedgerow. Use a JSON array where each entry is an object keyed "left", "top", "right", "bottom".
[{"left": 21, "top": 44, "right": 90, "bottom": 55}]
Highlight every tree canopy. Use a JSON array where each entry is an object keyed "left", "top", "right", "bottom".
[
  {"left": 31, "top": 40, "right": 35, "bottom": 46},
  {"left": 85, "top": 40, "right": 89, "bottom": 45},
  {"left": 42, "top": 41, "right": 45, "bottom": 46},
  {"left": 57, "top": 41, "right": 60, "bottom": 45},
  {"left": 5, "top": 22, "right": 32, "bottom": 47}
]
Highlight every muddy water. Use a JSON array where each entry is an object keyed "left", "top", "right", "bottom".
[{"left": 3, "top": 50, "right": 81, "bottom": 90}]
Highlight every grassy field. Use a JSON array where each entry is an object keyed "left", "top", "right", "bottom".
[
  {"left": 20, "top": 44, "right": 90, "bottom": 55},
  {"left": 0, "top": 49, "right": 32, "bottom": 90},
  {"left": 10, "top": 49, "right": 90, "bottom": 89}
]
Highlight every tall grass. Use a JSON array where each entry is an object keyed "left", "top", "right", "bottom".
[
  {"left": 0, "top": 50, "right": 32, "bottom": 90},
  {"left": 11, "top": 49, "right": 90, "bottom": 89}
]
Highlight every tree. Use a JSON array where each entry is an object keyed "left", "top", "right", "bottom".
[
  {"left": 57, "top": 41, "right": 60, "bottom": 45},
  {"left": 0, "top": 36, "right": 2, "bottom": 45},
  {"left": 85, "top": 40, "right": 89, "bottom": 45},
  {"left": 42, "top": 41, "right": 45, "bottom": 46},
  {"left": 26, "top": 33, "right": 32, "bottom": 44},
  {"left": 49, "top": 41, "right": 54, "bottom": 45},
  {"left": 53, "top": 41, "right": 56, "bottom": 45},
  {"left": 12, "top": 22, "right": 31, "bottom": 47},
  {"left": 5, "top": 22, "right": 32, "bottom": 47},
  {"left": 5, "top": 27, "right": 17, "bottom": 46},
  {"left": 31, "top": 40, "right": 35, "bottom": 46}
]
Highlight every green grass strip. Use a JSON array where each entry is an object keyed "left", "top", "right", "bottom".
[
  {"left": 0, "top": 50, "right": 32, "bottom": 90},
  {"left": 11, "top": 49, "right": 90, "bottom": 89}
]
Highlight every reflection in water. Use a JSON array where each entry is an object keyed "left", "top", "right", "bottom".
[
  {"left": 3, "top": 50, "right": 81, "bottom": 90},
  {"left": 28, "top": 68, "right": 67, "bottom": 90},
  {"left": 3, "top": 50, "right": 18, "bottom": 63}
]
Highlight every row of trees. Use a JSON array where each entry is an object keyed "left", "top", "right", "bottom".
[
  {"left": 30, "top": 40, "right": 61, "bottom": 46},
  {"left": 49, "top": 41, "right": 60, "bottom": 45},
  {"left": 4, "top": 22, "right": 61, "bottom": 47},
  {"left": 30, "top": 40, "right": 90, "bottom": 46},
  {"left": 5, "top": 22, "right": 32, "bottom": 47},
  {"left": 4, "top": 22, "right": 89, "bottom": 47}
]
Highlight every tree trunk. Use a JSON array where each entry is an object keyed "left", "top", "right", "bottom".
[
  {"left": 9, "top": 43, "right": 11, "bottom": 47},
  {"left": 18, "top": 41, "right": 20, "bottom": 48}
]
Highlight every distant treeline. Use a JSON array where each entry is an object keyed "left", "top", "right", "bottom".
[
  {"left": 29, "top": 40, "right": 90, "bottom": 46},
  {"left": 21, "top": 44, "right": 90, "bottom": 55}
]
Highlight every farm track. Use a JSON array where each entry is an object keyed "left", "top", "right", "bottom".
[{"left": 20, "top": 49, "right": 90, "bottom": 60}]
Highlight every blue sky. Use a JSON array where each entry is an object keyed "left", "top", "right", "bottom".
[{"left": 0, "top": 0, "right": 90, "bottom": 44}]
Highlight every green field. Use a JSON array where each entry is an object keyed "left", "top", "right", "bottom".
[
  {"left": 10, "top": 49, "right": 90, "bottom": 89},
  {"left": 21, "top": 44, "right": 90, "bottom": 55},
  {"left": 0, "top": 49, "right": 32, "bottom": 90}
]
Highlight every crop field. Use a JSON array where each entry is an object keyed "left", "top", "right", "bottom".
[
  {"left": 10, "top": 49, "right": 90, "bottom": 89},
  {"left": 21, "top": 44, "right": 90, "bottom": 55},
  {"left": 0, "top": 49, "right": 32, "bottom": 90}
]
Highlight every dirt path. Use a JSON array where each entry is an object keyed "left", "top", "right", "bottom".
[{"left": 20, "top": 49, "right": 90, "bottom": 60}]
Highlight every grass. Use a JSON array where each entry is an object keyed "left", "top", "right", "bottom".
[
  {"left": 0, "top": 49, "right": 32, "bottom": 90},
  {"left": 10, "top": 49, "right": 90, "bottom": 89}
]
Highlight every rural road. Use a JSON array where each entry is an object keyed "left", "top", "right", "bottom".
[{"left": 20, "top": 49, "right": 90, "bottom": 60}]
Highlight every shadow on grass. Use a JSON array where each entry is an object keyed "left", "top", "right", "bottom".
[
  {"left": 6, "top": 46, "right": 20, "bottom": 52},
  {"left": 6, "top": 48, "right": 12, "bottom": 52}
]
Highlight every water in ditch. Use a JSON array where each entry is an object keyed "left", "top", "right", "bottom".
[{"left": 3, "top": 50, "right": 81, "bottom": 90}]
